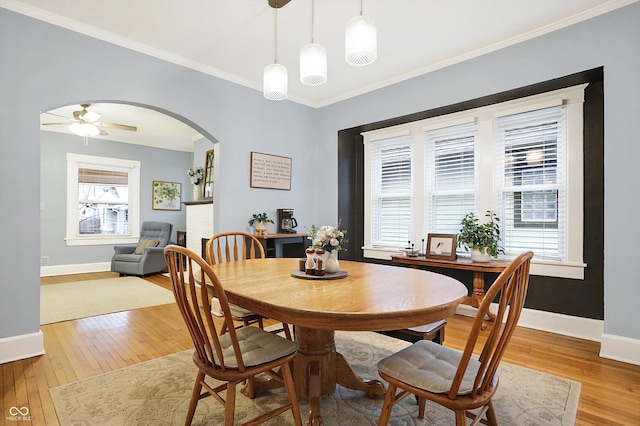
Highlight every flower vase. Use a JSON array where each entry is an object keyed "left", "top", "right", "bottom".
[
  {"left": 325, "top": 250, "right": 339, "bottom": 273},
  {"left": 470, "top": 247, "right": 491, "bottom": 262},
  {"left": 193, "top": 184, "right": 201, "bottom": 201}
]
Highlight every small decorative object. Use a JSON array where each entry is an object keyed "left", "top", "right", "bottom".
[
  {"left": 187, "top": 166, "right": 204, "bottom": 201},
  {"left": 457, "top": 210, "right": 505, "bottom": 262},
  {"left": 401, "top": 241, "right": 419, "bottom": 257},
  {"left": 324, "top": 250, "right": 339, "bottom": 274},
  {"left": 152, "top": 181, "right": 181, "bottom": 210},
  {"left": 308, "top": 221, "right": 347, "bottom": 274},
  {"left": 426, "top": 234, "right": 457, "bottom": 260},
  {"left": 248, "top": 212, "right": 274, "bottom": 236},
  {"left": 314, "top": 249, "right": 325, "bottom": 276},
  {"left": 305, "top": 248, "right": 316, "bottom": 275}
]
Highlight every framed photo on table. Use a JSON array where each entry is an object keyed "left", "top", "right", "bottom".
[{"left": 426, "top": 233, "right": 457, "bottom": 260}]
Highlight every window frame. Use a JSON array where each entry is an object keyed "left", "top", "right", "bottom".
[
  {"left": 66, "top": 153, "right": 141, "bottom": 246},
  {"left": 362, "top": 84, "right": 587, "bottom": 279}
]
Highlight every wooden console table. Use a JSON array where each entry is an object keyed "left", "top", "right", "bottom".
[
  {"left": 391, "top": 255, "right": 511, "bottom": 322},
  {"left": 256, "top": 233, "right": 309, "bottom": 258}
]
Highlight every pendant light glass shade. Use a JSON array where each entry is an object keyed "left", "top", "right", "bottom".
[
  {"left": 300, "top": 43, "right": 327, "bottom": 85},
  {"left": 69, "top": 122, "right": 99, "bottom": 137},
  {"left": 263, "top": 63, "right": 288, "bottom": 100},
  {"left": 345, "top": 14, "right": 377, "bottom": 66}
]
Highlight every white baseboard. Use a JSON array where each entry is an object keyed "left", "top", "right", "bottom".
[
  {"left": 40, "top": 262, "right": 111, "bottom": 277},
  {"left": 456, "top": 304, "right": 640, "bottom": 366},
  {"left": 0, "top": 331, "right": 45, "bottom": 364},
  {"left": 456, "top": 304, "right": 604, "bottom": 342},
  {"left": 600, "top": 334, "right": 640, "bottom": 366}
]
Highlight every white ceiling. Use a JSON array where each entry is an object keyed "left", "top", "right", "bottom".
[{"left": 7, "top": 0, "right": 633, "bottom": 149}]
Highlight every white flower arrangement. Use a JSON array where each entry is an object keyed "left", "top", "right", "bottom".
[
  {"left": 187, "top": 167, "right": 204, "bottom": 185},
  {"left": 308, "top": 223, "right": 347, "bottom": 252}
]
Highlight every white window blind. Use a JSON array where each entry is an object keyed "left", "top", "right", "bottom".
[
  {"left": 495, "top": 106, "right": 566, "bottom": 260},
  {"left": 425, "top": 122, "right": 477, "bottom": 236},
  {"left": 370, "top": 135, "right": 412, "bottom": 247}
]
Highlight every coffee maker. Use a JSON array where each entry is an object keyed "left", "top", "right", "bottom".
[{"left": 277, "top": 208, "right": 298, "bottom": 234}]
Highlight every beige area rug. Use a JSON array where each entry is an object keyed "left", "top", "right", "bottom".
[
  {"left": 50, "top": 331, "right": 580, "bottom": 425},
  {"left": 41, "top": 277, "right": 175, "bottom": 325}
]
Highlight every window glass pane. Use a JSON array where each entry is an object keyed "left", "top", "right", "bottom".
[{"left": 77, "top": 168, "right": 129, "bottom": 235}]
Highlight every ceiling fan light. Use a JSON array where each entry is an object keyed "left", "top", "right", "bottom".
[
  {"left": 263, "top": 63, "right": 288, "bottom": 101},
  {"left": 69, "top": 122, "right": 99, "bottom": 137},
  {"left": 345, "top": 14, "right": 377, "bottom": 66},
  {"left": 83, "top": 111, "right": 100, "bottom": 122},
  {"left": 300, "top": 43, "right": 327, "bottom": 86}
]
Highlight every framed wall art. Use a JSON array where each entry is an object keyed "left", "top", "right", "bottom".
[
  {"left": 152, "top": 181, "right": 181, "bottom": 210},
  {"left": 250, "top": 152, "right": 292, "bottom": 190},
  {"left": 426, "top": 233, "right": 457, "bottom": 260}
]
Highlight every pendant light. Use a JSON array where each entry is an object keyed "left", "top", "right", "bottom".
[
  {"left": 300, "top": 0, "right": 327, "bottom": 85},
  {"left": 263, "top": 3, "right": 288, "bottom": 100},
  {"left": 345, "top": 0, "right": 377, "bottom": 66}
]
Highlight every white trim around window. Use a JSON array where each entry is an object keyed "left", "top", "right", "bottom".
[
  {"left": 363, "top": 84, "right": 588, "bottom": 280},
  {"left": 66, "top": 153, "right": 141, "bottom": 246}
]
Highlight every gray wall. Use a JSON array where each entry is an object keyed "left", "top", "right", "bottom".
[
  {"left": 1, "top": 3, "right": 639, "bottom": 346},
  {"left": 0, "top": 8, "right": 316, "bottom": 340},
  {"left": 40, "top": 131, "right": 191, "bottom": 266}
]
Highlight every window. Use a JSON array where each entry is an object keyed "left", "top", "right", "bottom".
[
  {"left": 425, "top": 122, "right": 477, "bottom": 236},
  {"left": 367, "top": 133, "right": 413, "bottom": 247},
  {"left": 66, "top": 154, "right": 140, "bottom": 246},
  {"left": 363, "top": 84, "right": 586, "bottom": 278},
  {"left": 496, "top": 106, "right": 564, "bottom": 260}
]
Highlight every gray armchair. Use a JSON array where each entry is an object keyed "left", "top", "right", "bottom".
[{"left": 111, "top": 221, "right": 173, "bottom": 276}]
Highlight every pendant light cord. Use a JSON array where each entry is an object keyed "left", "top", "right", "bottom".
[
  {"left": 310, "top": 0, "right": 315, "bottom": 43},
  {"left": 273, "top": 6, "right": 278, "bottom": 63}
]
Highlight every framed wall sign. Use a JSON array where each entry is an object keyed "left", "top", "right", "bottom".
[
  {"left": 152, "top": 181, "right": 181, "bottom": 210},
  {"left": 250, "top": 152, "right": 292, "bottom": 190},
  {"left": 426, "top": 233, "right": 457, "bottom": 260}
]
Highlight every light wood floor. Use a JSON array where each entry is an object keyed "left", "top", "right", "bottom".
[{"left": 2, "top": 272, "right": 639, "bottom": 425}]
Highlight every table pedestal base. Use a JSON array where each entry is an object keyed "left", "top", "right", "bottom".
[{"left": 292, "top": 326, "right": 385, "bottom": 425}]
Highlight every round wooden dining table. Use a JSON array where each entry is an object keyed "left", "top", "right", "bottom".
[{"left": 208, "top": 258, "right": 467, "bottom": 425}]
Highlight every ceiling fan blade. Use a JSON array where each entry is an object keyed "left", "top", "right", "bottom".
[
  {"left": 42, "top": 122, "right": 74, "bottom": 126},
  {"left": 44, "top": 111, "right": 73, "bottom": 120},
  {"left": 95, "top": 122, "right": 137, "bottom": 131},
  {"left": 98, "top": 128, "right": 109, "bottom": 136}
]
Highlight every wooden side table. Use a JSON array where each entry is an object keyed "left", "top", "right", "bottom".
[{"left": 391, "top": 255, "right": 510, "bottom": 323}]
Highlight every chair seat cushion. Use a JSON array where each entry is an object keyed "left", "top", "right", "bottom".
[
  {"left": 112, "top": 254, "right": 142, "bottom": 263},
  {"left": 377, "top": 340, "right": 481, "bottom": 395},
  {"left": 133, "top": 238, "right": 159, "bottom": 255},
  {"left": 215, "top": 326, "right": 298, "bottom": 368},
  {"left": 210, "top": 297, "right": 258, "bottom": 319}
]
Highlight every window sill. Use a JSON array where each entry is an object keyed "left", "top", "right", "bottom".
[
  {"left": 65, "top": 236, "right": 139, "bottom": 246},
  {"left": 363, "top": 247, "right": 586, "bottom": 280}
]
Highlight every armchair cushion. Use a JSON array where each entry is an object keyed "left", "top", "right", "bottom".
[{"left": 133, "top": 239, "right": 159, "bottom": 255}]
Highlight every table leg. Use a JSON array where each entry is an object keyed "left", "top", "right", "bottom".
[
  {"left": 335, "top": 352, "right": 385, "bottom": 399},
  {"left": 471, "top": 271, "right": 496, "bottom": 326}
]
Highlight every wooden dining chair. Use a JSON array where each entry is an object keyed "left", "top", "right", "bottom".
[
  {"left": 376, "top": 251, "right": 533, "bottom": 426},
  {"left": 163, "top": 244, "right": 302, "bottom": 426},
  {"left": 205, "top": 232, "right": 292, "bottom": 340}
]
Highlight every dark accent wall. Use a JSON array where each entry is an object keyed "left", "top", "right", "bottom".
[{"left": 338, "top": 68, "right": 604, "bottom": 320}]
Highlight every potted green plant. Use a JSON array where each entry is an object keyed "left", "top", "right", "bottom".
[
  {"left": 457, "top": 210, "right": 505, "bottom": 262},
  {"left": 248, "top": 212, "right": 274, "bottom": 236}
]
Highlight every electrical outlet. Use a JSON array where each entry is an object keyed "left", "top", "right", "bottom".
[{"left": 41, "top": 256, "right": 50, "bottom": 265}]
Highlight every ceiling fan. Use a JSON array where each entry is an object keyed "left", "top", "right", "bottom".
[{"left": 42, "top": 103, "right": 137, "bottom": 137}]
